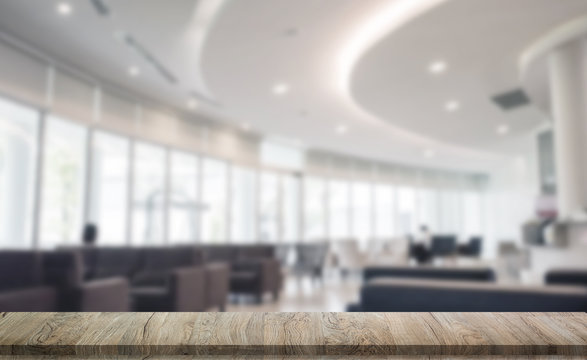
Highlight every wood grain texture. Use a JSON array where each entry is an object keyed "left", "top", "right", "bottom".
[{"left": 0, "top": 312, "right": 584, "bottom": 357}]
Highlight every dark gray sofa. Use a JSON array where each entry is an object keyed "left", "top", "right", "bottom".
[
  {"left": 79, "top": 246, "right": 229, "bottom": 311},
  {"left": 363, "top": 266, "right": 496, "bottom": 283},
  {"left": 131, "top": 247, "right": 206, "bottom": 311},
  {"left": 42, "top": 250, "right": 129, "bottom": 311},
  {"left": 0, "top": 250, "right": 129, "bottom": 311},
  {"left": 201, "top": 244, "right": 283, "bottom": 302},
  {"left": 545, "top": 269, "right": 587, "bottom": 287},
  {"left": 350, "top": 278, "right": 587, "bottom": 311},
  {"left": 0, "top": 251, "right": 56, "bottom": 311}
]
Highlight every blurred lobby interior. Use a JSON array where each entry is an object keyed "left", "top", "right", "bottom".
[{"left": 0, "top": 0, "right": 586, "bottom": 312}]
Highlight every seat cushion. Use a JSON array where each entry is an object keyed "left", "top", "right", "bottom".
[
  {"left": 230, "top": 271, "right": 259, "bottom": 293},
  {"left": 131, "top": 286, "right": 170, "bottom": 312}
]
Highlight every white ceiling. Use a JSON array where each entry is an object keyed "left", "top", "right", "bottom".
[{"left": 0, "top": 0, "right": 586, "bottom": 172}]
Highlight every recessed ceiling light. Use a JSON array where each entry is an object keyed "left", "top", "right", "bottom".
[
  {"left": 128, "top": 67, "right": 140, "bottom": 76},
  {"left": 128, "top": 66, "right": 140, "bottom": 77},
  {"left": 336, "top": 125, "right": 348, "bottom": 134},
  {"left": 423, "top": 149, "right": 435, "bottom": 158},
  {"left": 497, "top": 124, "right": 509, "bottom": 135},
  {"left": 56, "top": 2, "right": 72, "bottom": 16},
  {"left": 445, "top": 100, "right": 460, "bottom": 112},
  {"left": 428, "top": 60, "right": 447, "bottom": 74},
  {"left": 241, "top": 123, "right": 251, "bottom": 131},
  {"left": 187, "top": 99, "right": 198, "bottom": 110},
  {"left": 272, "top": 83, "right": 290, "bottom": 95}
]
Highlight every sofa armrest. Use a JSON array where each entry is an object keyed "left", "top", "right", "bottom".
[
  {"left": 203, "top": 262, "right": 230, "bottom": 311},
  {"left": 75, "top": 277, "right": 130, "bottom": 311},
  {"left": 169, "top": 266, "right": 206, "bottom": 312},
  {"left": 0, "top": 287, "right": 57, "bottom": 311}
]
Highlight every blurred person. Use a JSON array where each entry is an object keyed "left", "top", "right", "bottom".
[
  {"left": 417, "top": 225, "right": 432, "bottom": 248},
  {"left": 82, "top": 223, "right": 98, "bottom": 246},
  {"left": 411, "top": 225, "right": 432, "bottom": 264}
]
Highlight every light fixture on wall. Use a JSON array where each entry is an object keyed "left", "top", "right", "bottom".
[
  {"left": 241, "top": 122, "right": 251, "bottom": 131},
  {"left": 128, "top": 66, "right": 140, "bottom": 77},
  {"left": 428, "top": 60, "right": 447, "bottom": 74},
  {"left": 444, "top": 100, "right": 460, "bottom": 112},
  {"left": 56, "top": 2, "right": 73, "bottom": 16},
  {"left": 423, "top": 149, "right": 436, "bottom": 158},
  {"left": 272, "top": 83, "right": 290, "bottom": 95},
  {"left": 336, "top": 125, "right": 348, "bottom": 135}
]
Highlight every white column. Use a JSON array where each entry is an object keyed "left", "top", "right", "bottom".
[{"left": 548, "top": 40, "right": 587, "bottom": 219}]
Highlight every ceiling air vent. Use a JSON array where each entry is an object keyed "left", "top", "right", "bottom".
[
  {"left": 90, "top": 0, "right": 111, "bottom": 16},
  {"left": 491, "top": 88, "right": 530, "bottom": 111}
]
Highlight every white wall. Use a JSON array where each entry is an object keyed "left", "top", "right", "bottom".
[{"left": 483, "top": 132, "right": 540, "bottom": 258}]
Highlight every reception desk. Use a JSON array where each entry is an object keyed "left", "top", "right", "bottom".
[{"left": 0, "top": 312, "right": 585, "bottom": 357}]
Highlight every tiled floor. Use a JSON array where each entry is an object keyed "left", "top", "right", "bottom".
[{"left": 226, "top": 272, "right": 361, "bottom": 312}]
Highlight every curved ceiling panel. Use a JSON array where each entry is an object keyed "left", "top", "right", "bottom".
[
  {"left": 350, "top": 0, "right": 587, "bottom": 151},
  {"left": 201, "top": 0, "right": 515, "bottom": 172}
]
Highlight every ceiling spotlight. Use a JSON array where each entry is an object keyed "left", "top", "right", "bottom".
[
  {"left": 241, "top": 123, "right": 251, "bottom": 131},
  {"left": 428, "top": 60, "right": 447, "bottom": 74},
  {"left": 128, "top": 66, "right": 140, "bottom": 77},
  {"left": 423, "top": 149, "right": 435, "bottom": 158},
  {"left": 497, "top": 124, "right": 509, "bottom": 135},
  {"left": 56, "top": 2, "right": 72, "bottom": 16},
  {"left": 445, "top": 100, "right": 460, "bottom": 112},
  {"left": 187, "top": 99, "right": 198, "bottom": 110},
  {"left": 272, "top": 83, "right": 290, "bottom": 95},
  {"left": 336, "top": 125, "right": 348, "bottom": 134}
]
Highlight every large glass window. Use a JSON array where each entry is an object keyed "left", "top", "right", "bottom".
[
  {"left": 438, "top": 189, "right": 462, "bottom": 236},
  {"left": 132, "top": 142, "right": 166, "bottom": 245},
  {"left": 89, "top": 131, "right": 129, "bottom": 246},
  {"left": 397, "top": 186, "right": 416, "bottom": 236},
  {"left": 260, "top": 140, "right": 304, "bottom": 171},
  {"left": 352, "top": 181, "right": 373, "bottom": 247},
  {"left": 417, "top": 188, "right": 440, "bottom": 234},
  {"left": 329, "top": 180, "right": 350, "bottom": 239},
  {"left": 304, "top": 176, "right": 326, "bottom": 240},
  {"left": 463, "top": 190, "right": 482, "bottom": 239},
  {"left": 282, "top": 174, "right": 300, "bottom": 241},
  {"left": 168, "top": 150, "right": 199, "bottom": 244},
  {"left": 201, "top": 158, "right": 227, "bottom": 242},
  {"left": 231, "top": 166, "right": 257, "bottom": 242},
  {"left": 40, "top": 116, "right": 87, "bottom": 248},
  {"left": 374, "top": 184, "right": 394, "bottom": 238},
  {"left": 259, "top": 171, "right": 280, "bottom": 242},
  {"left": 0, "top": 98, "right": 38, "bottom": 248}
]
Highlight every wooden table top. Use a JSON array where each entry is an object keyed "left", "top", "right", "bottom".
[{"left": 0, "top": 312, "right": 585, "bottom": 357}]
